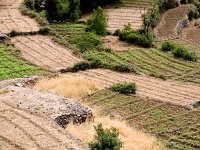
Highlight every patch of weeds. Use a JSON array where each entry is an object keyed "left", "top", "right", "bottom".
[{"left": 111, "top": 82, "right": 137, "bottom": 94}]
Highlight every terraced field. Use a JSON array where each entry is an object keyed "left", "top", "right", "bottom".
[
  {"left": 83, "top": 48, "right": 200, "bottom": 83},
  {"left": 155, "top": 5, "right": 189, "bottom": 41},
  {"left": 106, "top": 8, "right": 146, "bottom": 33},
  {"left": 181, "top": 21, "right": 200, "bottom": 46},
  {"left": 0, "top": 45, "right": 44, "bottom": 80},
  {"left": 0, "top": 0, "right": 39, "bottom": 34},
  {"left": 0, "top": 101, "right": 88, "bottom": 150},
  {"left": 11, "top": 35, "right": 82, "bottom": 72},
  {"left": 68, "top": 69, "right": 200, "bottom": 106},
  {"left": 83, "top": 90, "right": 200, "bottom": 150},
  {"left": 51, "top": 23, "right": 200, "bottom": 83}
]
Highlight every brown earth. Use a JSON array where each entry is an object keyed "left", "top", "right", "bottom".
[
  {"left": 102, "top": 35, "right": 140, "bottom": 51},
  {"left": 0, "top": 0, "right": 39, "bottom": 34},
  {"left": 180, "top": 20, "right": 200, "bottom": 46},
  {"left": 66, "top": 69, "right": 200, "bottom": 107},
  {"left": 11, "top": 35, "right": 82, "bottom": 72},
  {"left": 81, "top": 8, "right": 145, "bottom": 33},
  {"left": 155, "top": 5, "right": 189, "bottom": 41},
  {"left": 0, "top": 100, "right": 88, "bottom": 150},
  {"left": 106, "top": 8, "right": 146, "bottom": 33}
]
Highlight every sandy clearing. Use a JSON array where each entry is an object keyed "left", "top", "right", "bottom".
[
  {"left": 0, "top": 0, "right": 39, "bottom": 34},
  {"left": 66, "top": 69, "right": 200, "bottom": 107},
  {"left": 0, "top": 100, "right": 88, "bottom": 150},
  {"left": 11, "top": 35, "right": 82, "bottom": 72}
]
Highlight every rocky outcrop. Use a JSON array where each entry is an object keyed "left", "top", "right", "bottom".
[{"left": 0, "top": 77, "right": 93, "bottom": 128}]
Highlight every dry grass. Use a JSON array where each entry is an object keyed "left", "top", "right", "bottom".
[
  {"left": 67, "top": 111, "right": 165, "bottom": 150},
  {"left": 0, "top": 89, "right": 10, "bottom": 94},
  {"left": 35, "top": 75, "right": 165, "bottom": 150},
  {"left": 35, "top": 75, "right": 101, "bottom": 99}
]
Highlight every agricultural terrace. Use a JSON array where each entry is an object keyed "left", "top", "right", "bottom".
[
  {"left": 83, "top": 90, "right": 200, "bottom": 150},
  {"left": 0, "top": 44, "right": 44, "bottom": 80}
]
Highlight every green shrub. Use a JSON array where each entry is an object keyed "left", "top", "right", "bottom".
[
  {"left": 161, "top": 41, "right": 177, "bottom": 51},
  {"left": 187, "top": 6, "right": 199, "bottom": 21},
  {"left": 24, "top": 0, "right": 34, "bottom": 9},
  {"left": 9, "top": 30, "right": 18, "bottom": 37},
  {"left": 89, "top": 124, "right": 123, "bottom": 150},
  {"left": 111, "top": 82, "right": 137, "bottom": 94},
  {"left": 86, "top": 7, "right": 107, "bottom": 35},
  {"left": 39, "top": 26, "right": 51, "bottom": 35},
  {"left": 142, "top": 0, "right": 179, "bottom": 30},
  {"left": 118, "top": 26, "right": 154, "bottom": 48},
  {"left": 113, "top": 64, "right": 132, "bottom": 73},
  {"left": 72, "top": 32, "right": 102, "bottom": 52},
  {"left": 173, "top": 46, "right": 198, "bottom": 61}
]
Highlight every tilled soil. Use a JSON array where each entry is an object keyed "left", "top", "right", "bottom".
[
  {"left": 11, "top": 35, "right": 82, "bottom": 72},
  {"left": 67, "top": 69, "right": 200, "bottom": 107},
  {"left": 80, "top": 8, "right": 145, "bottom": 34},
  {"left": 0, "top": 101, "right": 88, "bottom": 150},
  {"left": 106, "top": 8, "right": 146, "bottom": 33},
  {"left": 155, "top": 5, "right": 189, "bottom": 41},
  {"left": 0, "top": 0, "right": 39, "bottom": 34},
  {"left": 181, "top": 20, "right": 200, "bottom": 46}
]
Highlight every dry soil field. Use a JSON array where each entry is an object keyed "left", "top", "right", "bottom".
[
  {"left": 0, "top": 0, "right": 39, "bottom": 34},
  {"left": 67, "top": 69, "right": 200, "bottom": 107},
  {"left": 11, "top": 35, "right": 82, "bottom": 72}
]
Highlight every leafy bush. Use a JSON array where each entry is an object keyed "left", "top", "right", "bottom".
[
  {"left": 161, "top": 41, "right": 177, "bottom": 51},
  {"left": 86, "top": 7, "right": 107, "bottom": 35},
  {"left": 60, "top": 59, "right": 102, "bottom": 72},
  {"left": 118, "top": 26, "right": 154, "bottom": 47},
  {"left": 72, "top": 32, "right": 102, "bottom": 52},
  {"left": 111, "top": 82, "right": 137, "bottom": 94},
  {"left": 187, "top": 6, "right": 199, "bottom": 21},
  {"left": 173, "top": 46, "right": 198, "bottom": 61},
  {"left": 113, "top": 64, "right": 132, "bottom": 72},
  {"left": 39, "top": 26, "right": 51, "bottom": 35},
  {"left": 89, "top": 124, "right": 123, "bottom": 150},
  {"left": 80, "top": 0, "right": 120, "bottom": 13},
  {"left": 142, "top": 0, "right": 179, "bottom": 30},
  {"left": 24, "top": 0, "right": 34, "bottom": 9}
]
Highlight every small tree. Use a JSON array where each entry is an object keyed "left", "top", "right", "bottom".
[
  {"left": 89, "top": 124, "right": 123, "bottom": 150},
  {"left": 87, "top": 7, "right": 108, "bottom": 35}
]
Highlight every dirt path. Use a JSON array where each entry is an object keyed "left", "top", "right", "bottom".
[
  {"left": 0, "top": 0, "right": 39, "bottom": 34},
  {"left": 155, "top": 5, "right": 189, "bottom": 41},
  {"left": 11, "top": 35, "right": 82, "bottom": 72},
  {"left": 0, "top": 100, "right": 88, "bottom": 150},
  {"left": 67, "top": 69, "right": 200, "bottom": 107}
]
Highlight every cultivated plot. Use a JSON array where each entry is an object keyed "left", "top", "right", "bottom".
[
  {"left": 0, "top": 0, "right": 39, "bottom": 34},
  {"left": 11, "top": 35, "right": 82, "bottom": 72},
  {"left": 68, "top": 69, "right": 200, "bottom": 107}
]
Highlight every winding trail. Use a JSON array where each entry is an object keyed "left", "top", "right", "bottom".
[{"left": 67, "top": 69, "right": 200, "bottom": 107}]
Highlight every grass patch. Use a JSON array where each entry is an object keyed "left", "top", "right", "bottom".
[
  {"left": 83, "top": 90, "right": 200, "bottom": 150},
  {"left": 0, "top": 44, "right": 45, "bottom": 80}
]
